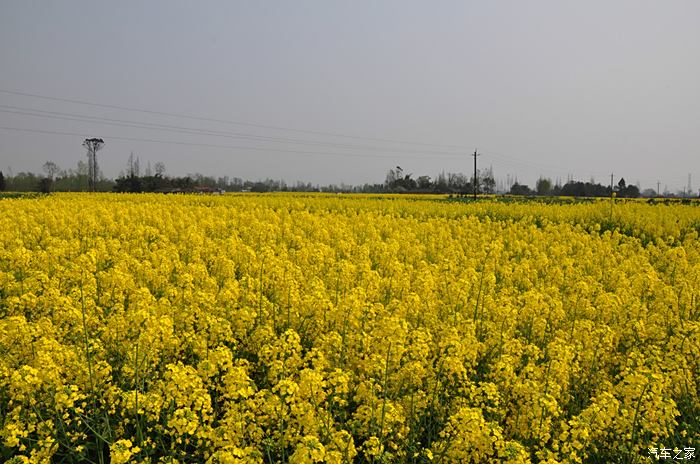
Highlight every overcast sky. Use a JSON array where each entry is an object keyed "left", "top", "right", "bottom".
[{"left": 1, "top": 1, "right": 698, "bottom": 191}]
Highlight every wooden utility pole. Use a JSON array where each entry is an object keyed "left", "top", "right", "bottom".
[{"left": 472, "top": 149, "right": 480, "bottom": 200}]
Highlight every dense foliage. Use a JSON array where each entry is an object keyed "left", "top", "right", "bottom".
[{"left": 1, "top": 194, "right": 698, "bottom": 463}]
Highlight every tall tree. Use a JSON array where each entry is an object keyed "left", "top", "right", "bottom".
[
  {"left": 480, "top": 166, "right": 496, "bottom": 194},
  {"left": 154, "top": 161, "right": 166, "bottom": 177},
  {"left": 83, "top": 138, "right": 105, "bottom": 192},
  {"left": 43, "top": 161, "right": 60, "bottom": 181},
  {"left": 0, "top": 171, "right": 5, "bottom": 191},
  {"left": 536, "top": 177, "right": 553, "bottom": 195},
  {"left": 617, "top": 178, "right": 627, "bottom": 192}
]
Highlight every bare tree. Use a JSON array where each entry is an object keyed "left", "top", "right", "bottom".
[
  {"left": 127, "top": 152, "right": 142, "bottom": 178},
  {"left": 83, "top": 138, "right": 104, "bottom": 191},
  {"left": 154, "top": 161, "right": 166, "bottom": 177},
  {"left": 128, "top": 152, "right": 135, "bottom": 177},
  {"left": 43, "top": 161, "right": 60, "bottom": 181}
]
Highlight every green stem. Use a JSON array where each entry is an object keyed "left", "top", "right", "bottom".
[
  {"left": 378, "top": 343, "right": 392, "bottom": 450},
  {"left": 626, "top": 380, "right": 651, "bottom": 464}
]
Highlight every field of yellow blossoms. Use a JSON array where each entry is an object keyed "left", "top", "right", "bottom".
[{"left": 1, "top": 193, "right": 699, "bottom": 464}]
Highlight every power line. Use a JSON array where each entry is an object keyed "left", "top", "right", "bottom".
[
  {"left": 0, "top": 125, "right": 466, "bottom": 161},
  {"left": 0, "top": 104, "right": 468, "bottom": 156},
  {"left": 0, "top": 89, "right": 671, "bottom": 188},
  {"left": 0, "top": 88, "right": 474, "bottom": 150},
  {"left": 481, "top": 148, "right": 611, "bottom": 179},
  {"left": 1, "top": 120, "right": 659, "bottom": 187},
  {"left": 0, "top": 124, "right": 671, "bottom": 190},
  {"left": 1, "top": 88, "right": 630, "bottom": 181},
  {"left": 483, "top": 149, "right": 661, "bottom": 187},
  {"left": 484, "top": 156, "right": 594, "bottom": 185}
]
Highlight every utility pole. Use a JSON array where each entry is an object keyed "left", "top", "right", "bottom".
[
  {"left": 472, "top": 149, "right": 480, "bottom": 200},
  {"left": 657, "top": 181, "right": 661, "bottom": 197},
  {"left": 610, "top": 173, "right": 614, "bottom": 196}
]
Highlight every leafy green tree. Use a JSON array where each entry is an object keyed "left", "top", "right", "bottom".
[
  {"left": 37, "top": 177, "right": 52, "bottom": 194},
  {"left": 624, "top": 184, "right": 640, "bottom": 198},
  {"left": 617, "top": 177, "right": 627, "bottom": 193},
  {"left": 510, "top": 182, "right": 532, "bottom": 195},
  {"left": 417, "top": 175, "right": 431, "bottom": 190},
  {"left": 0, "top": 171, "right": 5, "bottom": 191},
  {"left": 7, "top": 172, "right": 38, "bottom": 191},
  {"left": 536, "top": 177, "right": 553, "bottom": 195}
]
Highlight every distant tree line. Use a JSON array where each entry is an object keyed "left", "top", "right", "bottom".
[
  {"left": 1, "top": 160, "right": 114, "bottom": 193},
  {"left": 0, "top": 155, "right": 691, "bottom": 199},
  {"left": 0, "top": 135, "right": 690, "bottom": 198},
  {"left": 382, "top": 166, "right": 496, "bottom": 194},
  {"left": 509, "top": 176, "right": 641, "bottom": 198}
]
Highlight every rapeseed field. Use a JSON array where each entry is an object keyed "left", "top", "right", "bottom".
[{"left": 1, "top": 193, "right": 698, "bottom": 463}]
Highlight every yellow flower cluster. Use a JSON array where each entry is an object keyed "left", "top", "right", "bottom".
[{"left": 0, "top": 193, "right": 698, "bottom": 463}]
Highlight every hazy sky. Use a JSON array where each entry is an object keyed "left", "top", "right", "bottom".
[{"left": 1, "top": 1, "right": 698, "bottom": 191}]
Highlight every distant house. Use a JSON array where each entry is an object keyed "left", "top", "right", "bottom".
[{"left": 194, "top": 186, "right": 224, "bottom": 195}]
